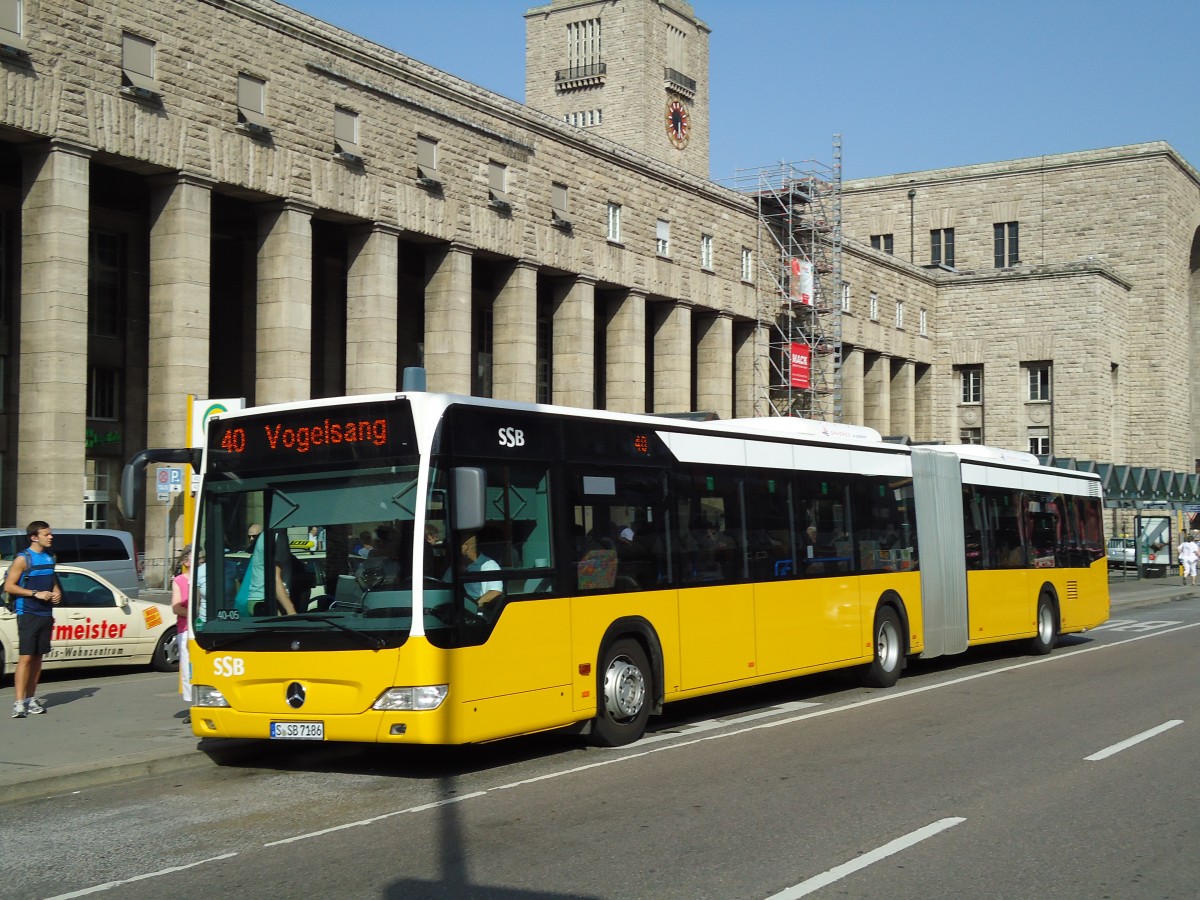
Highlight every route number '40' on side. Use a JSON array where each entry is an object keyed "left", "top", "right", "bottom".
[{"left": 121, "top": 388, "right": 1108, "bottom": 749}]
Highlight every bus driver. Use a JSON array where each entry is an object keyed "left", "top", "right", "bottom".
[{"left": 448, "top": 531, "right": 502, "bottom": 610}]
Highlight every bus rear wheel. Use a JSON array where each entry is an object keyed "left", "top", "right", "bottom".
[
  {"left": 1028, "top": 593, "right": 1057, "bottom": 655},
  {"left": 591, "top": 638, "right": 651, "bottom": 747},
  {"left": 861, "top": 606, "right": 903, "bottom": 688}
]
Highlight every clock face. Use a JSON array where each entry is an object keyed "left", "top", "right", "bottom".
[{"left": 665, "top": 99, "right": 690, "bottom": 149}]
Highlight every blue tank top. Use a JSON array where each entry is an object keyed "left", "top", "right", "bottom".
[{"left": 16, "top": 548, "right": 56, "bottom": 616}]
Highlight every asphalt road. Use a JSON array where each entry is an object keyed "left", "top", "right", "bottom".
[{"left": 4, "top": 600, "right": 1197, "bottom": 899}]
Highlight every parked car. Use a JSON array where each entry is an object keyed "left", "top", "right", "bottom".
[
  {"left": 0, "top": 564, "right": 177, "bottom": 683},
  {"left": 1107, "top": 537, "right": 1135, "bottom": 570},
  {"left": 0, "top": 528, "right": 143, "bottom": 597}
]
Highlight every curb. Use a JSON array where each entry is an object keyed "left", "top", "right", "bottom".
[{"left": 0, "top": 744, "right": 208, "bottom": 806}]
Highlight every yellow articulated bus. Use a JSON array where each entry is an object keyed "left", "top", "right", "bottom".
[{"left": 122, "top": 390, "right": 1108, "bottom": 747}]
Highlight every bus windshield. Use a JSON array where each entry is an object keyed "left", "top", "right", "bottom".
[{"left": 193, "top": 466, "right": 453, "bottom": 648}]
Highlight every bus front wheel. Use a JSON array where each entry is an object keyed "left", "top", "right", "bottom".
[
  {"left": 591, "top": 638, "right": 651, "bottom": 747},
  {"left": 861, "top": 606, "right": 903, "bottom": 688}
]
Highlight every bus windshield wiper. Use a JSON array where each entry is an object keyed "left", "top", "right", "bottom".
[{"left": 283, "top": 613, "right": 387, "bottom": 650}]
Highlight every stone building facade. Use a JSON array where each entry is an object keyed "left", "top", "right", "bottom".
[
  {"left": 840, "top": 144, "right": 1200, "bottom": 471},
  {"left": 0, "top": 0, "right": 764, "bottom": 577},
  {"left": 0, "top": 0, "right": 1197, "bottom": 580}
]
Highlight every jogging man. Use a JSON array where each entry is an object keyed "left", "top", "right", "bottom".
[{"left": 5, "top": 521, "right": 61, "bottom": 717}]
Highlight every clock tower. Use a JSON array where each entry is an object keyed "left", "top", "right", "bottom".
[{"left": 525, "top": 0, "right": 711, "bottom": 179}]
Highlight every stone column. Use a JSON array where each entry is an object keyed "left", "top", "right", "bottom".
[
  {"left": 492, "top": 259, "right": 539, "bottom": 403},
  {"left": 346, "top": 224, "right": 400, "bottom": 395},
  {"left": 552, "top": 274, "right": 596, "bottom": 409},
  {"left": 424, "top": 242, "right": 474, "bottom": 395},
  {"left": 19, "top": 141, "right": 91, "bottom": 527},
  {"left": 734, "top": 321, "right": 767, "bottom": 418},
  {"left": 695, "top": 312, "right": 733, "bottom": 419},
  {"left": 862, "top": 351, "right": 890, "bottom": 435},
  {"left": 653, "top": 300, "right": 692, "bottom": 413},
  {"left": 913, "top": 364, "right": 933, "bottom": 442},
  {"left": 890, "top": 358, "right": 915, "bottom": 439},
  {"left": 256, "top": 200, "right": 314, "bottom": 405},
  {"left": 841, "top": 347, "right": 865, "bottom": 426},
  {"left": 606, "top": 288, "right": 647, "bottom": 414},
  {"left": 148, "top": 175, "right": 212, "bottom": 448}
]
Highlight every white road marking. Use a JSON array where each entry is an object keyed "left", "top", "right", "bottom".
[
  {"left": 57, "top": 619, "right": 1200, "bottom": 894},
  {"left": 45, "top": 853, "right": 239, "bottom": 899},
  {"left": 764, "top": 817, "right": 966, "bottom": 899},
  {"left": 1091, "top": 619, "right": 1182, "bottom": 633},
  {"left": 632, "top": 700, "right": 821, "bottom": 746},
  {"left": 1085, "top": 720, "right": 1184, "bottom": 761}
]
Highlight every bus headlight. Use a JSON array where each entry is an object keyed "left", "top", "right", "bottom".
[
  {"left": 193, "top": 685, "right": 231, "bottom": 708},
  {"left": 373, "top": 685, "right": 448, "bottom": 711}
]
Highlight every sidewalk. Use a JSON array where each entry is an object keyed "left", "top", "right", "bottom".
[{"left": 1, "top": 577, "right": 1195, "bottom": 805}]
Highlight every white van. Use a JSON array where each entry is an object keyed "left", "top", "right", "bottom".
[{"left": 0, "top": 528, "right": 143, "bottom": 597}]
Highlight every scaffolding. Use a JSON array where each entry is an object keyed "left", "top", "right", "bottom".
[{"left": 732, "top": 136, "right": 843, "bottom": 420}]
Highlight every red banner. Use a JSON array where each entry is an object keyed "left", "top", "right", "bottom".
[{"left": 789, "top": 341, "right": 811, "bottom": 389}]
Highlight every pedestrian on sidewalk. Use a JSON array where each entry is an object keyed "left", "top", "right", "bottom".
[
  {"left": 4, "top": 521, "right": 62, "bottom": 718},
  {"left": 170, "top": 545, "right": 193, "bottom": 718},
  {"left": 1178, "top": 534, "right": 1199, "bottom": 586}
]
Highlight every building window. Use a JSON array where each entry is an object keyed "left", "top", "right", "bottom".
[
  {"left": 994, "top": 221, "right": 1019, "bottom": 267},
  {"left": 700, "top": 234, "right": 713, "bottom": 270},
  {"left": 1028, "top": 426, "right": 1051, "bottom": 457},
  {"left": 870, "top": 233, "right": 894, "bottom": 255},
  {"left": 607, "top": 203, "right": 622, "bottom": 242},
  {"left": 931, "top": 228, "right": 955, "bottom": 267},
  {"left": 960, "top": 427, "right": 983, "bottom": 445},
  {"left": 87, "top": 367, "right": 121, "bottom": 420},
  {"left": 868, "top": 292, "right": 879, "bottom": 321},
  {"left": 121, "top": 32, "right": 158, "bottom": 95},
  {"left": 1027, "top": 363, "right": 1051, "bottom": 401},
  {"left": 656, "top": 219, "right": 671, "bottom": 258},
  {"left": 840, "top": 281, "right": 850, "bottom": 312},
  {"left": 919, "top": 308, "right": 927, "bottom": 336},
  {"left": 236, "top": 73, "right": 269, "bottom": 130},
  {"left": 488, "top": 161, "right": 510, "bottom": 206},
  {"left": 333, "top": 106, "right": 361, "bottom": 158},
  {"left": 417, "top": 135, "right": 439, "bottom": 181},
  {"left": 565, "top": 109, "right": 603, "bottom": 127},
  {"left": 551, "top": 182, "right": 571, "bottom": 226},
  {"left": 741, "top": 247, "right": 753, "bottom": 282},
  {"left": 566, "top": 17, "right": 602, "bottom": 71},
  {"left": 667, "top": 24, "right": 686, "bottom": 72},
  {"left": 960, "top": 367, "right": 983, "bottom": 405},
  {"left": 895, "top": 300, "right": 904, "bottom": 330},
  {"left": 89, "top": 231, "right": 125, "bottom": 338},
  {"left": 0, "top": 0, "right": 27, "bottom": 50}
]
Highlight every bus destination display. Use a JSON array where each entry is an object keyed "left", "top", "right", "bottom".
[{"left": 208, "top": 401, "right": 416, "bottom": 474}]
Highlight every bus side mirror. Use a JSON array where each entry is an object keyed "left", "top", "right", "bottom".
[
  {"left": 452, "top": 467, "right": 486, "bottom": 532},
  {"left": 119, "top": 448, "right": 202, "bottom": 521}
]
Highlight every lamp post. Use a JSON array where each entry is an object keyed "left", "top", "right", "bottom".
[{"left": 907, "top": 188, "right": 916, "bottom": 264}]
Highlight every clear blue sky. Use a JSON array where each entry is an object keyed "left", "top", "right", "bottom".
[{"left": 282, "top": 0, "right": 1198, "bottom": 183}]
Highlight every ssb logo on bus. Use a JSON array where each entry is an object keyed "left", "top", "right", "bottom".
[{"left": 498, "top": 427, "right": 525, "bottom": 448}]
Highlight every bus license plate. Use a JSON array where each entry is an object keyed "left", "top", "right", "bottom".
[{"left": 270, "top": 721, "right": 324, "bottom": 740}]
